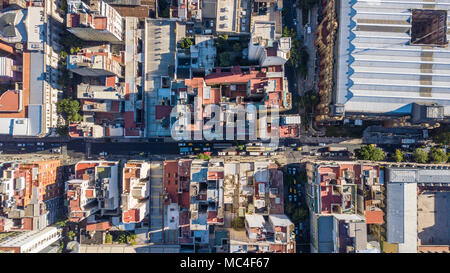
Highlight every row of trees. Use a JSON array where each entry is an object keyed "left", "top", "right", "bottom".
[
  {"left": 282, "top": 27, "right": 309, "bottom": 78},
  {"left": 359, "top": 145, "right": 449, "bottom": 164},
  {"left": 411, "top": 148, "right": 448, "bottom": 164}
]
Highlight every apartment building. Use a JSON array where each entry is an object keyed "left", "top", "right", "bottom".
[
  {"left": 248, "top": 21, "right": 291, "bottom": 67},
  {"left": 0, "top": 160, "right": 62, "bottom": 232},
  {"left": 306, "top": 161, "right": 382, "bottom": 253},
  {"left": 121, "top": 160, "right": 150, "bottom": 230},
  {"left": 66, "top": 161, "right": 120, "bottom": 227},
  {"left": 67, "top": 0, "right": 123, "bottom": 43},
  {"left": 0, "top": 6, "right": 51, "bottom": 137}
]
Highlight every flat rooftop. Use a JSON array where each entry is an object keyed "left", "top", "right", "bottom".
[{"left": 335, "top": 1, "right": 450, "bottom": 116}]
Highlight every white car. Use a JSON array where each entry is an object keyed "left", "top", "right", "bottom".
[
  {"left": 37, "top": 142, "right": 44, "bottom": 146},
  {"left": 99, "top": 152, "right": 107, "bottom": 156}
]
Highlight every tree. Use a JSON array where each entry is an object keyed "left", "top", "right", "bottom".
[
  {"left": 56, "top": 125, "right": 69, "bottom": 136},
  {"left": 70, "top": 46, "right": 81, "bottom": 54},
  {"left": 204, "top": 154, "right": 211, "bottom": 160},
  {"left": 105, "top": 233, "right": 113, "bottom": 244},
  {"left": 67, "top": 230, "right": 76, "bottom": 241},
  {"left": 357, "top": 145, "right": 385, "bottom": 161},
  {"left": 433, "top": 131, "right": 450, "bottom": 146},
  {"left": 126, "top": 233, "right": 137, "bottom": 245},
  {"left": 180, "top": 37, "right": 194, "bottom": 49},
  {"left": 232, "top": 42, "right": 242, "bottom": 52},
  {"left": 219, "top": 52, "right": 231, "bottom": 67},
  {"left": 392, "top": 149, "right": 404, "bottom": 163},
  {"left": 292, "top": 207, "right": 308, "bottom": 223},
  {"left": 429, "top": 147, "right": 448, "bottom": 163},
  {"left": 57, "top": 99, "right": 82, "bottom": 122},
  {"left": 283, "top": 26, "right": 296, "bottom": 39},
  {"left": 232, "top": 217, "right": 245, "bottom": 230},
  {"left": 197, "top": 154, "right": 205, "bottom": 159},
  {"left": 413, "top": 148, "right": 428, "bottom": 163}
]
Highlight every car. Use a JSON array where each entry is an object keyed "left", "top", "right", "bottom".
[
  {"left": 269, "top": 152, "right": 277, "bottom": 156},
  {"left": 293, "top": 179, "right": 296, "bottom": 185},
  {"left": 0, "top": 143, "right": 3, "bottom": 146},
  {"left": 289, "top": 187, "right": 292, "bottom": 193},
  {"left": 26, "top": 143, "right": 34, "bottom": 146},
  {"left": 203, "top": 147, "right": 211, "bottom": 151},
  {"left": 295, "top": 227, "right": 299, "bottom": 235},
  {"left": 319, "top": 143, "right": 326, "bottom": 147},
  {"left": 299, "top": 223, "right": 304, "bottom": 231},
  {"left": 307, "top": 26, "right": 311, "bottom": 34},
  {"left": 289, "top": 143, "right": 297, "bottom": 147},
  {"left": 294, "top": 195, "right": 297, "bottom": 202},
  {"left": 255, "top": 142, "right": 263, "bottom": 146},
  {"left": 37, "top": 142, "right": 44, "bottom": 146},
  {"left": 37, "top": 147, "right": 44, "bottom": 151},
  {"left": 292, "top": 168, "right": 296, "bottom": 175},
  {"left": 262, "top": 152, "right": 269, "bottom": 156},
  {"left": 287, "top": 168, "right": 292, "bottom": 175},
  {"left": 178, "top": 143, "right": 186, "bottom": 147},
  {"left": 289, "top": 195, "right": 293, "bottom": 202},
  {"left": 99, "top": 151, "right": 107, "bottom": 156},
  {"left": 297, "top": 147, "right": 302, "bottom": 151},
  {"left": 188, "top": 143, "right": 193, "bottom": 146},
  {"left": 194, "top": 147, "right": 200, "bottom": 151},
  {"left": 293, "top": 18, "right": 297, "bottom": 25},
  {"left": 239, "top": 151, "right": 247, "bottom": 156},
  {"left": 294, "top": 188, "right": 297, "bottom": 194}
]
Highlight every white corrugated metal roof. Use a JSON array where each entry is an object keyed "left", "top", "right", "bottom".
[{"left": 336, "top": 0, "right": 450, "bottom": 116}]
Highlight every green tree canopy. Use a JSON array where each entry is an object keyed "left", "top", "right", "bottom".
[
  {"left": 219, "top": 52, "right": 231, "bottom": 67},
  {"left": 180, "top": 37, "right": 194, "bottom": 49},
  {"left": 232, "top": 217, "right": 245, "bottom": 230},
  {"left": 429, "top": 147, "right": 448, "bottom": 163},
  {"left": 57, "top": 99, "right": 82, "bottom": 122},
  {"left": 357, "top": 145, "right": 385, "bottom": 161},
  {"left": 433, "top": 131, "right": 450, "bottom": 146},
  {"left": 413, "top": 148, "right": 428, "bottom": 163},
  {"left": 392, "top": 149, "right": 404, "bottom": 163},
  {"left": 292, "top": 207, "right": 308, "bottom": 223}
]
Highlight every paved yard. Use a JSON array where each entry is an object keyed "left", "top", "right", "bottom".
[{"left": 418, "top": 191, "right": 450, "bottom": 246}]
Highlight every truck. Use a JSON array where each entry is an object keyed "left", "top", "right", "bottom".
[{"left": 328, "top": 146, "right": 348, "bottom": 152}]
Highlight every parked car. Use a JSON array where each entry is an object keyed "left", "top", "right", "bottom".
[
  {"left": 99, "top": 151, "right": 107, "bottom": 156},
  {"left": 178, "top": 143, "right": 186, "bottom": 146},
  {"left": 294, "top": 195, "right": 297, "bottom": 202},
  {"left": 37, "top": 142, "right": 44, "bottom": 146},
  {"left": 289, "top": 195, "right": 293, "bottom": 202}
]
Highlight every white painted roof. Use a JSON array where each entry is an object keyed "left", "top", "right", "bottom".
[{"left": 336, "top": 0, "right": 450, "bottom": 116}]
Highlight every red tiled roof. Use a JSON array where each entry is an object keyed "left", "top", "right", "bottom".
[
  {"left": 123, "top": 208, "right": 140, "bottom": 223},
  {"left": 365, "top": 210, "right": 383, "bottom": 224},
  {"left": 86, "top": 221, "right": 111, "bottom": 231}
]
